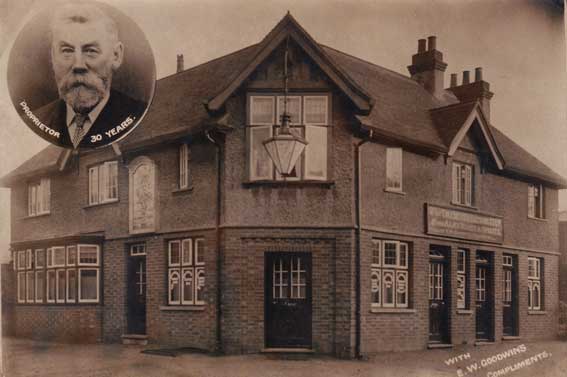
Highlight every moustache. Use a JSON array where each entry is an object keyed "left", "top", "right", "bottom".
[{"left": 59, "top": 73, "right": 106, "bottom": 95}]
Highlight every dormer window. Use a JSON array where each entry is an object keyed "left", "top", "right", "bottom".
[
  {"left": 247, "top": 94, "right": 329, "bottom": 182},
  {"left": 452, "top": 162, "right": 473, "bottom": 206},
  {"left": 28, "top": 178, "right": 50, "bottom": 216}
]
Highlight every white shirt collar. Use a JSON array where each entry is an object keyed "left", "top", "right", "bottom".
[{"left": 65, "top": 91, "right": 110, "bottom": 127}]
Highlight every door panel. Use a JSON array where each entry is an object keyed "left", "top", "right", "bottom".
[
  {"left": 429, "top": 259, "right": 448, "bottom": 343},
  {"left": 127, "top": 256, "right": 147, "bottom": 334},
  {"left": 475, "top": 261, "right": 492, "bottom": 340},
  {"left": 265, "top": 253, "right": 312, "bottom": 348},
  {"left": 503, "top": 255, "right": 518, "bottom": 336}
]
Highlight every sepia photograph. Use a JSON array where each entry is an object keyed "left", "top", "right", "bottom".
[{"left": 0, "top": 0, "right": 566, "bottom": 376}]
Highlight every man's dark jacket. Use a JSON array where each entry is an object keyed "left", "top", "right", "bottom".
[{"left": 33, "top": 90, "right": 147, "bottom": 149}]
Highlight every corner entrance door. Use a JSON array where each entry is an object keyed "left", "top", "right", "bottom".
[
  {"left": 475, "top": 252, "right": 492, "bottom": 340},
  {"left": 502, "top": 254, "right": 518, "bottom": 337},
  {"left": 127, "top": 255, "right": 147, "bottom": 334},
  {"left": 429, "top": 248, "right": 449, "bottom": 343},
  {"left": 265, "top": 252, "right": 312, "bottom": 348}
]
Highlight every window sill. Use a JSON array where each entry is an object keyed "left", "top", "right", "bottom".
[
  {"left": 502, "top": 336, "right": 521, "bottom": 341},
  {"left": 22, "top": 212, "right": 51, "bottom": 220},
  {"left": 83, "top": 200, "right": 119, "bottom": 209},
  {"left": 243, "top": 180, "right": 335, "bottom": 188},
  {"left": 457, "top": 309, "right": 473, "bottom": 315},
  {"left": 528, "top": 310, "right": 546, "bottom": 315},
  {"left": 160, "top": 305, "right": 205, "bottom": 311},
  {"left": 172, "top": 186, "right": 194, "bottom": 195},
  {"left": 370, "top": 307, "right": 415, "bottom": 314},
  {"left": 384, "top": 188, "right": 406, "bottom": 196},
  {"left": 450, "top": 202, "right": 478, "bottom": 211},
  {"left": 527, "top": 216, "right": 547, "bottom": 222}
]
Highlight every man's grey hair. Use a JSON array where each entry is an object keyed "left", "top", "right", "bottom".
[{"left": 49, "top": 2, "right": 120, "bottom": 44}]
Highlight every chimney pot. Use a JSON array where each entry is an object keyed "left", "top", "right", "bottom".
[
  {"left": 176, "top": 54, "right": 184, "bottom": 73},
  {"left": 462, "top": 70, "right": 470, "bottom": 85},
  {"left": 450, "top": 73, "right": 458, "bottom": 88},
  {"left": 475, "top": 67, "right": 483, "bottom": 82},
  {"left": 418, "top": 39, "right": 427, "bottom": 53},
  {"left": 427, "top": 36, "right": 437, "bottom": 51}
]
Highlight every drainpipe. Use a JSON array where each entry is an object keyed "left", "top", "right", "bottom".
[
  {"left": 354, "top": 130, "right": 372, "bottom": 359},
  {"left": 206, "top": 130, "right": 223, "bottom": 355}
]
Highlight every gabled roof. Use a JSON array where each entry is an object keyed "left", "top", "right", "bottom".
[
  {"left": 206, "top": 12, "right": 373, "bottom": 113},
  {"left": 431, "top": 101, "right": 504, "bottom": 170},
  {"left": 2, "top": 13, "right": 565, "bottom": 189}
]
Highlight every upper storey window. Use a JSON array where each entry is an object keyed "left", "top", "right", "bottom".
[
  {"left": 248, "top": 94, "right": 329, "bottom": 182},
  {"left": 28, "top": 178, "right": 50, "bottom": 217},
  {"left": 179, "top": 143, "right": 191, "bottom": 190},
  {"left": 385, "top": 148, "right": 403, "bottom": 192},
  {"left": 452, "top": 162, "right": 473, "bottom": 206},
  {"left": 88, "top": 161, "right": 118, "bottom": 205},
  {"left": 528, "top": 183, "right": 545, "bottom": 219}
]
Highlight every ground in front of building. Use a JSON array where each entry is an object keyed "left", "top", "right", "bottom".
[{"left": 2, "top": 337, "right": 566, "bottom": 377}]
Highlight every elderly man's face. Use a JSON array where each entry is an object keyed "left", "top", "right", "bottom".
[{"left": 51, "top": 20, "right": 123, "bottom": 114}]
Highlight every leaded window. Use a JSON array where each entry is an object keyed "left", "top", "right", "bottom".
[
  {"left": 371, "top": 240, "right": 409, "bottom": 308},
  {"left": 168, "top": 238, "right": 205, "bottom": 306},
  {"left": 528, "top": 257, "right": 542, "bottom": 310}
]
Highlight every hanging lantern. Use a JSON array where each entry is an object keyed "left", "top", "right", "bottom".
[{"left": 263, "top": 113, "right": 308, "bottom": 176}]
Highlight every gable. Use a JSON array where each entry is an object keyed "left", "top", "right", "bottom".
[{"left": 207, "top": 13, "right": 372, "bottom": 113}]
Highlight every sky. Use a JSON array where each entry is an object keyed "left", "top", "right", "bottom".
[{"left": 0, "top": 0, "right": 565, "bottom": 262}]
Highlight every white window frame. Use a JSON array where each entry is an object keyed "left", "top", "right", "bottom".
[
  {"left": 88, "top": 161, "right": 119, "bottom": 205},
  {"left": 26, "top": 249, "right": 33, "bottom": 269},
  {"left": 248, "top": 125, "right": 274, "bottom": 181},
  {"left": 303, "top": 96, "right": 329, "bottom": 126},
  {"left": 78, "top": 268, "right": 100, "bottom": 303},
  {"left": 26, "top": 271, "right": 34, "bottom": 303},
  {"left": 17, "top": 250, "right": 26, "bottom": 270},
  {"left": 77, "top": 245, "right": 100, "bottom": 266},
  {"left": 386, "top": 147, "right": 403, "bottom": 192},
  {"left": 67, "top": 245, "right": 77, "bottom": 266},
  {"left": 168, "top": 238, "right": 205, "bottom": 306},
  {"left": 179, "top": 143, "right": 190, "bottom": 189},
  {"left": 66, "top": 269, "right": 77, "bottom": 303},
  {"left": 181, "top": 268, "right": 194, "bottom": 305},
  {"left": 371, "top": 240, "right": 409, "bottom": 309},
  {"left": 276, "top": 95, "right": 302, "bottom": 125},
  {"left": 46, "top": 248, "right": 53, "bottom": 268},
  {"left": 46, "top": 269, "right": 56, "bottom": 303},
  {"left": 52, "top": 246, "right": 66, "bottom": 267},
  {"left": 528, "top": 184, "right": 544, "bottom": 219},
  {"left": 181, "top": 239, "right": 192, "bottom": 266},
  {"left": 457, "top": 249, "right": 467, "bottom": 309},
  {"left": 452, "top": 162, "right": 473, "bottom": 206},
  {"left": 168, "top": 269, "right": 181, "bottom": 305},
  {"left": 195, "top": 238, "right": 205, "bottom": 266},
  {"left": 250, "top": 95, "right": 275, "bottom": 125},
  {"left": 17, "top": 272, "right": 26, "bottom": 303},
  {"left": 168, "top": 240, "right": 181, "bottom": 267},
  {"left": 28, "top": 178, "right": 50, "bottom": 216},
  {"left": 130, "top": 243, "right": 146, "bottom": 257},
  {"left": 56, "top": 269, "right": 66, "bottom": 303},
  {"left": 35, "top": 249, "right": 45, "bottom": 269},
  {"left": 35, "top": 270, "right": 45, "bottom": 303},
  {"left": 528, "top": 257, "right": 542, "bottom": 311}
]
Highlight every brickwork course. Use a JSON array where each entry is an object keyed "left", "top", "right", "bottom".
[{"left": 1, "top": 13, "right": 565, "bottom": 359}]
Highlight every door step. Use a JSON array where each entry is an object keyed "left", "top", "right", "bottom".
[
  {"left": 261, "top": 348, "right": 314, "bottom": 360},
  {"left": 122, "top": 334, "right": 148, "bottom": 345},
  {"left": 427, "top": 343, "right": 453, "bottom": 349}
]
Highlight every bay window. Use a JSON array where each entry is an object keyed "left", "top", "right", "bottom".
[
  {"left": 88, "top": 161, "right": 118, "bottom": 205},
  {"left": 371, "top": 239, "right": 409, "bottom": 308},
  {"left": 168, "top": 238, "right": 205, "bottom": 306},
  {"left": 248, "top": 94, "right": 329, "bottom": 182}
]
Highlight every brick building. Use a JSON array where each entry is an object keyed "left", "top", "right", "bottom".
[{"left": 2, "top": 14, "right": 565, "bottom": 358}]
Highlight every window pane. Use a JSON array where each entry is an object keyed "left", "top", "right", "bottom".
[
  {"left": 89, "top": 167, "right": 99, "bottom": 205},
  {"left": 179, "top": 144, "right": 189, "bottom": 189},
  {"left": 371, "top": 269, "right": 381, "bottom": 305},
  {"left": 195, "top": 267, "right": 205, "bottom": 304},
  {"left": 182, "top": 239, "right": 192, "bottom": 266},
  {"left": 195, "top": 239, "right": 205, "bottom": 265},
  {"left": 457, "top": 250, "right": 466, "bottom": 273},
  {"left": 182, "top": 268, "right": 194, "bottom": 304},
  {"left": 47, "top": 270, "right": 56, "bottom": 302},
  {"left": 398, "top": 243, "right": 408, "bottom": 268},
  {"left": 18, "top": 251, "right": 26, "bottom": 270},
  {"left": 304, "top": 96, "right": 328, "bottom": 124},
  {"left": 396, "top": 271, "right": 408, "bottom": 307},
  {"left": 383, "top": 242, "right": 397, "bottom": 266},
  {"left": 26, "top": 271, "right": 34, "bottom": 302},
  {"left": 56, "top": 269, "right": 66, "bottom": 302},
  {"left": 169, "top": 269, "right": 180, "bottom": 304},
  {"left": 79, "top": 269, "right": 98, "bottom": 302},
  {"left": 67, "top": 246, "right": 77, "bottom": 265},
  {"left": 457, "top": 274, "right": 466, "bottom": 309},
  {"left": 304, "top": 126, "right": 327, "bottom": 180},
  {"left": 18, "top": 272, "right": 26, "bottom": 303},
  {"left": 35, "top": 249, "right": 45, "bottom": 268},
  {"left": 169, "top": 241, "right": 181, "bottom": 266},
  {"left": 277, "top": 96, "right": 301, "bottom": 125},
  {"left": 250, "top": 96, "right": 274, "bottom": 125},
  {"left": 67, "top": 270, "right": 76, "bottom": 302},
  {"left": 249, "top": 126, "right": 273, "bottom": 180},
  {"left": 53, "top": 247, "right": 66, "bottom": 267},
  {"left": 383, "top": 270, "right": 395, "bottom": 306},
  {"left": 35, "top": 271, "right": 45, "bottom": 302},
  {"left": 372, "top": 241, "right": 381, "bottom": 266},
  {"left": 386, "top": 148, "right": 402, "bottom": 190},
  {"left": 78, "top": 245, "right": 99, "bottom": 265}
]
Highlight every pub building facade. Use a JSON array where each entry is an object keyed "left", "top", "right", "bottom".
[{"left": 2, "top": 14, "right": 565, "bottom": 357}]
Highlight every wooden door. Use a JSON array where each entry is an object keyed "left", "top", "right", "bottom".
[
  {"left": 502, "top": 255, "right": 518, "bottom": 336},
  {"left": 265, "top": 253, "right": 312, "bottom": 348},
  {"left": 429, "top": 258, "right": 448, "bottom": 343},
  {"left": 475, "top": 257, "right": 492, "bottom": 340},
  {"left": 127, "top": 256, "right": 147, "bottom": 334}
]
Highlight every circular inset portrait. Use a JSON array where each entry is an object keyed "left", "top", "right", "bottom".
[{"left": 7, "top": 1, "right": 156, "bottom": 149}]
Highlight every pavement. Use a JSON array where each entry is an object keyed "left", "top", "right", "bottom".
[{"left": 1, "top": 337, "right": 566, "bottom": 377}]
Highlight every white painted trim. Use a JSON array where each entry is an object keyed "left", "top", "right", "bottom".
[
  {"left": 249, "top": 95, "right": 275, "bottom": 125},
  {"left": 447, "top": 105, "right": 504, "bottom": 170},
  {"left": 51, "top": 246, "right": 66, "bottom": 268},
  {"left": 78, "top": 268, "right": 99, "bottom": 303},
  {"left": 55, "top": 269, "right": 66, "bottom": 303},
  {"left": 303, "top": 95, "right": 329, "bottom": 126},
  {"left": 35, "top": 270, "right": 44, "bottom": 303},
  {"left": 66, "top": 269, "right": 76, "bottom": 303},
  {"left": 77, "top": 244, "right": 100, "bottom": 266},
  {"left": 46, "top": 270, "right": 55, "bottom": 303}
]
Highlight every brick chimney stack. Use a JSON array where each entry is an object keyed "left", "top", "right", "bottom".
[
  {"left": 447, "top": 67, "right": 494, "bottom": 120},
  {"left": 177, "top": 54, "right": 184, "bottom": 73},
  {"left": 407, "top": 36, "right": 448, "bottom": 99}
]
